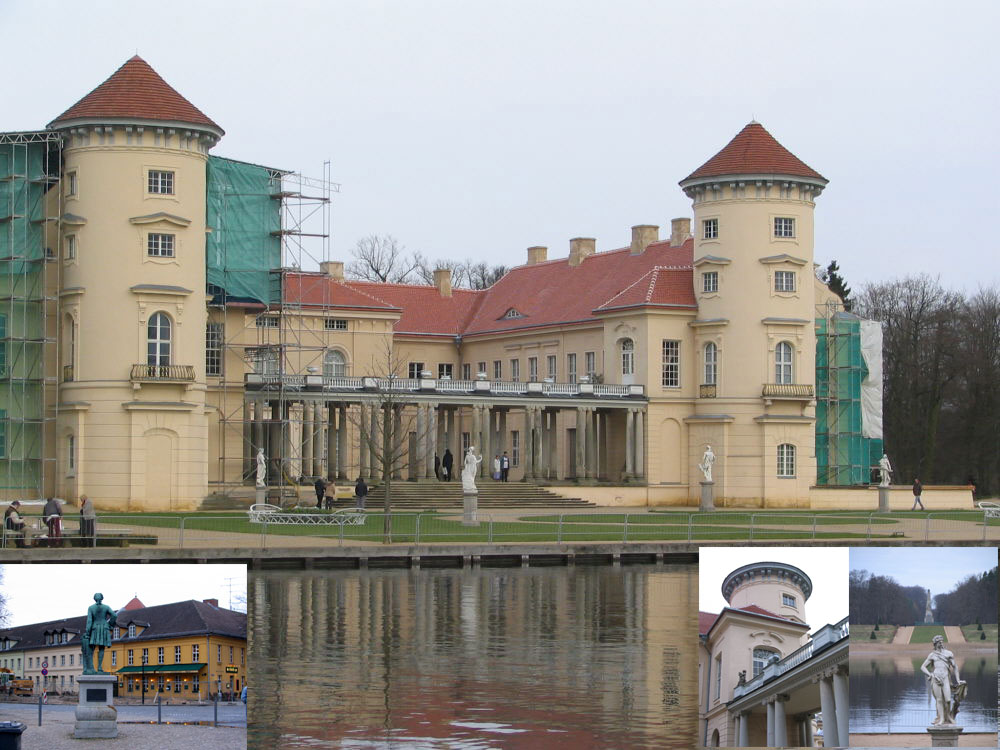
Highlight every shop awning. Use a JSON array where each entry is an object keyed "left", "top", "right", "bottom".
[{"left": 115, "top": 662, "right": 206, "bottom": 674}]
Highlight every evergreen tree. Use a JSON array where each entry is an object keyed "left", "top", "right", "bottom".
[{"left": 824, "top": 260, "right": 852, "bottom": 310}]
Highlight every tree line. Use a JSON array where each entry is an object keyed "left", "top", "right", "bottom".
[
  {"left": 346, "top": 234, "right": 508, "bottom": 290},
  {"left": 849, "top": 566, "right": 998, "bottom": 625},
  {"left": 829, "top": 266, "right": 999, "bottom": 497}
]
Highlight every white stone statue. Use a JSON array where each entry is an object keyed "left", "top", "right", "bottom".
[
  {"left": 920, "top": 635, "right": 966, "bottom": 726},
  {"left": 699, "top": 444, "right": 716, "bottom": 483},
  {"left": 256, "top": 449, "right": 267, "bottom": 488},
  {"left": 461, "top": 447, "right": 483, "bottom": 494},
  {"left": 878, "top": 453, "right": 893, "bottom": 487}
]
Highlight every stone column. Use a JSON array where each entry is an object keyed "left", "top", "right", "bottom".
[
  {"left": 832, "top": 665, "right": 849, "bottom": 745},
  {"left": 818, "top": 673, "right": 839, "bottom": 748},
  {"left": 280, "top": 401, "right": 292, "bottom": 481},
  {"left": 765, "top": 699, "right": 775, "bottom": 747},
  {"left": 472, "top": 405, "right": 483, "bottom": 476},
  {"left": 585, "top": 408, "right": 597, "bottom": 480},
  {"left": 738, "top": 711, "right": 750, "bottom": 747},
  {"left": 253, "top": 400, "right": 265, "bottom": 455},
  {"left": 327, "top": 403, "right": 337, "bottom": 481},
  {"left": 523, "top": 407, "right": 535, "bottom": 480},
  {"left": 243, "top": 402, "right": 253, "bottom": 481},
  {"left": 498, "top": 408, "right": 507, "bottom": 454},
  {"left": 302, "top": 401, "right": 314, "bottom": 478},
  {"left": 392, "top": 406, "right": 403, "bottom": 480},
  {"left": 415, "top": 404, "right": 427, "bottom": 480},
  {"left": 427, "top": 404, "right": 438, "bottom": 479},
  {"left": 369, "top": 403, "right": 380, "bottom": 480},
  {"left": 773, "top": 694, "right": 788, "bottom": 746},
  {"left": 337, "top": 404, "right": 347, "bottom": 480},
  {"left": 533, "top": 407, "right": 544, "bottom": 480},
  {"left": 732, "top": 714, "right": 740, "bottom": 748},
  {"left": 635, "top": 408, "right": 645, "bottom": 480},
  {"left": 624, "top": 408, "right": 635, "bottom": 480},
  {"left": 357, "top": 403, "right": 368, "bottom": 480}
]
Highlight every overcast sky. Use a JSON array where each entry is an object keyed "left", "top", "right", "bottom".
[
  {"left": 850, "top": 547, "right": 997, "bottom": 597},
  {"left": 0, "top": 565, "right": 247, "bottom": 628},
  {"left": 699, "top": 547, "right": 848, "bottom": 632},
  {"left": 5, "top": 0, "right": 997, "bottom": 294}
]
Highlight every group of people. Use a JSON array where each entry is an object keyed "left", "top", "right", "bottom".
[
  {"left": 3, "top": 496, "right": 97, "bottom": 547},
  {"left": 430, "top": 449, "right": 511, "bottom": 482},
  {"left": 313, "top": 476, "right": 369, "bottom": 511}
]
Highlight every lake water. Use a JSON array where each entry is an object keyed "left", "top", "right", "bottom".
[
  {"left": 248, "top": 565, "right": 697, "bottom": 749},
  {"left": 850, "top": 651, "right": 998, "bottom": 733}
]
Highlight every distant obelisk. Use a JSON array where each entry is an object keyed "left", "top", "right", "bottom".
[{"left": 924, "top": 588, "right": 934, "bottom": 623}]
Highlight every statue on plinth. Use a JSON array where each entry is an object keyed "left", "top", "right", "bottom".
[
  {"left": 256, "top": 449, "right": 267, "bottom": 488},
  {"left": 878, "top": 453, "right": 893, "bottom": 487},
  {"left": 699, "top": 444, "right": 716, "bottom": 483},
  {"left": 921, "top": 635, "right": 966, "bottom": 726},
  {"left": 81, "top": 593, "right": 117, "bottom": 675},
  {"left": 461, "top": 447, "right": 482, "bottom": 494}
]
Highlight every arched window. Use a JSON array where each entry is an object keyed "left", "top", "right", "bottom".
[
  {"left": 752, "top": 647, "right": 779, "bottom": 677},
  {"left": 710, "top": 729, "right": 720, "bottom": 747},
  {"left": 620, "top": 339, "right": 634, "bottom": 376},
  {"left": 775, "top": 341, "right": 793, "bottom": 384},
  {"left": 704, "top": 342, "right": 718, "bottom": 385},
  {"left": 777, "top": 443, "right": 796, "bottom": 477},
  {"left": 147, "top": 313, "right": 171, "bottom": 367},
  {"left": 323, "top": 350, "right": 346, "bottom": 377}
]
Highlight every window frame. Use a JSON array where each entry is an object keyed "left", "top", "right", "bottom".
[
  {"left": 702, "top": 271, "right": 718, "bottom": 294},
  {"left": 493, "top": 360, "right": 502, "bottom": 380},
  {"left": 702, "top": 218, "right": 718, "bottom": 240},
  {"left": 205, "top": 322, "right": 223, "bottom": 377},
  {"left": 547, "top": 355, "right": 557, "bottom": 380},
  {"left": 773, "top": 217, "right": 795, "bottom": 238},
  {"left": 147, "top": 170, "right": 175, "bottom": 195},
  {"left": 323, "top": 318, "right": 348, "bottom": 330},
  {"left": 255, "top": 315, "right": 279, "bottom": 329},
  {"left": 782, "top": 593, "right": 797, "bottom": 608},
  {"left": 752, "top": 647, "right": 778, "bottom": 678},
  {"left": 775, "top": 341, "right": 793, "bottom": 384},
  {"left": 146, "top": 312, "right": 171, "bottom": 367},
  {"left": 509, "top": 359, "right": 520, "bottom": 382},
  {"left": 511, "top": 430, "right": 520, "bottom": 467},
  {"left": 661, "top": 340, "right": 680, "bottom": 388},
  {"left": 438, "top": 363, "right": 454, "bottom": 380},
  {"left": 585, "top": 351, "right": 596, "bottom": 381},
  {"left": 147, "top": 233, "right": 175, "bottom": 258},
  {"left": 65, "top": 234, "right": 77, "bottom": 261},
  {"left": 528, "top": 356, "right": 538, "bottom": 382},
  {"left": 462, "top": 363, "right": 471, "bottom": 380},
  {"left": 777, "top": 443, "right": 796, "bottom": 477},
  {"left": 408, "top": 362, "right": 425, "bottom": 379},
  {"left": 703, "top": 342, "right": 718, "bottom": 386},
  {"left": 774, "top": 271, "right": 796, "bottom": 293},
  {"left": 621, "top": 339, "right": 634, "bottom": 376},
  {"left": 567, "top": 353, "right": 577, "bottom": 384}
]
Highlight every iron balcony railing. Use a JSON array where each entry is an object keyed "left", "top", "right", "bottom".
[
  {"left": 733, "top": 615, "right": 849, "bottom": 699},
  {"left": 762, "top": 383, "right": 815, "bottom": 399},
  {"left": 130, "top": 364, "right": 196, "bottom": 382}
]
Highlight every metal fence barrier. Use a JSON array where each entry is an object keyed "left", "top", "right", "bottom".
[{"left": 850, "top": 707, "right": 999, "bottom": 733}]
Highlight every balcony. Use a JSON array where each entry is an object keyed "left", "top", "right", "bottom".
[
  {"left": 761, "top": 383, "right": 814, "bottom": 400},
  {"left": 130, "top": 364, "right": 196, "bottom": 383},
  {"left": 699, "top": 384, "right": 717, "bottom": 398}
]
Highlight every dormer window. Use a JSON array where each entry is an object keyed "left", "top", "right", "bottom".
[
  {"left": 113, "top": 627, "right": 120, "bottom": 640},
  {"left": 128, "top": 624, "right": 136, "bottom": 638},
  {"left": 502, "top": 308, "right": 524, "bottom": 320}
]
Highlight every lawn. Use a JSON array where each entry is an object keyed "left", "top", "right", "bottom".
[
  {"left": 850, "top": 624, "right": 897, "bottom": 644},
  {"left": 960, "top": 624, "right": 998, "bottom": 642},
  {"left": 910, "top": 625, "right": 947, "bottom": 643}
]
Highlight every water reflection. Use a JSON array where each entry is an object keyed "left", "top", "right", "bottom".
[{"left": 249, "top": 565, "right": 696, "bottom": 749}]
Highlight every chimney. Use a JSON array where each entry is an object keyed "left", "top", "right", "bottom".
[
  {"left": 433, "top": 268, "right": 452, "bottom": 298},
  {"left": 526, "top": 246, "right": 547, "bottom": 265},
  {"left": 202, "top": 598, "right": 219, "bottom": 607},
  {"left": 630, "top": 225, "right": 659, "bottom": 255},
  {"left": 320, "top": 261, "right": 344, "bottom": 280},
  {"left": 568, "top": 237, "right": 596, "bottom": 267},
  {"left": 670, "top": 218, "right": 691, "bottom": 247}
]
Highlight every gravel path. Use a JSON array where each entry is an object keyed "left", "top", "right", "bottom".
[
  {"left": 944, "top": 625, "right": 967, "bottom": 643},
  {"left": 893, "top": 625, "right": 914, "bottom": 644},
  {"left": 0, "top": 706, "right": 246, "bottom": 750}
]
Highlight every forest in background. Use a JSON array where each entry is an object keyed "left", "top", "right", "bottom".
[{"left": 849, "top": 566, "right": 998, "bottom": 625}]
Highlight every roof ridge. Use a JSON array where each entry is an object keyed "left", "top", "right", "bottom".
[
  {"left": 595, "top": 267, "right": 659, "bottom": 309},
  {"left": 333, "top": 279, "right": 399, "bottom": 308}
]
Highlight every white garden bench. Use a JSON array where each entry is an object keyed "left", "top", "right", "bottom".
[
  {"left": 978, "top": 501, "right": 1000, "bottom": 519},
  {"left": 248, "top": 503, "right": 366, "bottom": 527}
]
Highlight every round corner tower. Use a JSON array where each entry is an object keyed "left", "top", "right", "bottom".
[
  {"left": 678, "top": 122, "right": 828, "bottom": 505},
  {"left": 721, "top": 561, "right": 812, "bottom": 625},
  {"left": 47, "top": 56, "right": 223, "bottom": 511}
]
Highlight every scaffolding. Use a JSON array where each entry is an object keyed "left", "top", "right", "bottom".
[
  {"left": 0, "top": 131, "right": 61, "bottom": 500},
  {"left": 815, "top": 301, "right": 883, "bottom": 486},
  {"left": 207, "top": 158, "right": 339, "bottom": 501}
]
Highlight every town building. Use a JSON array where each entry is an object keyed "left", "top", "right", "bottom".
[
  {"left": 1, "top": 55, "right": 916, "bottom": 512},
  {"left": 0, "top": 597, "right": 246, "bottom": 699},
  {"left": 698, "top": 561, "right": 848, "bottom": 747}
]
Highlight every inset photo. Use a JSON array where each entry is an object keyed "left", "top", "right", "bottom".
[
  {"left": 0, "top": 563, "right": 247, "bottom": 749},
  {"left": 699, "top": 547, "right": 848, "bottom": 748},
  {"left": 849, "top": 547, "right": 998, "bottom": 747}
]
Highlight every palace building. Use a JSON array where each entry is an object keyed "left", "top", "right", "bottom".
[
  {"left": 2, "top": 55, "right": 898, "bottom": 511},
  {"left": 698, "top": 562, "right": 849, "bottom": 747}
]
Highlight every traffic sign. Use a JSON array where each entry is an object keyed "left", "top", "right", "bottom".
[
  {"left": 41, "top": 660, "right": 48, "bottom": 669},
  {"left": 40, "top": 668, "right": 47, "bottom": 676}
]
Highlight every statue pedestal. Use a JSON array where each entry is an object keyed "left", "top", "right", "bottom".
[
  {"left": 74, "top": 674, "right": 118, "bottom": 739},
  {"left": 878, "top": 485, "right": 890, "bottom": 513},
  {"left": 927, "top": 725, "right": 963, "bottom": 747},
  {"left": 462, "top": 491, "right": 479, "bottom": 527},
  {"left": 255, "top": 487, "right": 267, "bottom": 504},
  {"left": 699, "top": 481, "right": 715, "bottom": 512}
]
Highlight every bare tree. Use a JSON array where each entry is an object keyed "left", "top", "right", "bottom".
[
  {"left": 414, "top": 255, "right": 470, "bottom": 288},
  {"left": 465, "top": 261, "right": 508, "bottom": 290},
  {"left": 0, "top": 566, "right": 8, "bottom": 627},
  {"left": 346, "top": 234, "right": 422, "bottom": 283}
]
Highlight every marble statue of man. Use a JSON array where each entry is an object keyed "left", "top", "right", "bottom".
[
  {"left": 82, "top": 593, "right": 117, "bottom": 675},
  {"left": 461, "top": 447, "right": 482, "bottom": 494},
  {"left": 699, "top": 445, "right": 716, "bottom": 483},
  {"left": 256, "top": 449, "right": 267, "bottom": 488},
  {"left": 921, "top": 635, "right": 966, "bottom": 725},
  {"left": 878, "top": 453, "right": 893, "bottom": 487}
]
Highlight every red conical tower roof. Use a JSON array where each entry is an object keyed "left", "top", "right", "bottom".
[
  {"left": 122, "top": 596, "right": 146, "bottom": 611},
  {"left": 681, "top": 122, "right": 824, "bottom": 183},
  {"left": 49, "top": 55, "right": 222, "bottom": 135}
]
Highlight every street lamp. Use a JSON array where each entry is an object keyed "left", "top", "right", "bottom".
[{"left": 141, "top": 654, "right": 147, "bottom": 706}]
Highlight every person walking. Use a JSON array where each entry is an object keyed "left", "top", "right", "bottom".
[
  {"left": 354, "top": 477, "right": 368, "bottom": 510},
  {"left": 912, "top": 478, "right": 925, "bottom": 510},
  {"left": 500, "top": 451, "right": 510, "bottom": 482},
  {"left": 314, "top": 476, "right": 327, "bottom": 509},
  {"left": 493, "top": 454, "right": 501, "bottom": 481},
  {"left": 434, "top": 453, "right": 441, "bottom": 480},
  {"left": 43, "top": 496, "right": 63, "bottom": 546},
  {"left": 79, "top": 495, "right": 97, "bottom": 540},
  {"left": 442, "top": 449, "right": 454, "bottom": 481}
]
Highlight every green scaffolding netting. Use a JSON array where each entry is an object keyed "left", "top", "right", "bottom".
[
  {"left": 815, "top": 313, "right": 883, "bottom": 485},
  {"left": 205, "top": 156, "right": 281, "bottom": 304}
]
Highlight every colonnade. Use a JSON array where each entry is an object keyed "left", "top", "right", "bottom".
[{"left": 242, "top": 398, "right": 647, "bottom": 484}]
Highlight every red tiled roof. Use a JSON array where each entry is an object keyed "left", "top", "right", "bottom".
[
  {"left": 122, "top": 597, "right": 145, "bottom": 611},
  {"left": 343, "top": 282, "right": 486, "bottom": 336},
  {"left": 699, "top": 611, "right": 719, "bottom": 635},
  {"left": 682, "top": 122, "right": 824, "bottom": 183},
  {"left": 49, "top": 55, "right": 222, "bottom": 133},
  {"left": 284, "top": 273, "right": 401, "bottom": 313},
  {"left": 737, "top": 604, "right": 795, "bottom": 621},
  {"left": 594, "top": 265, "right": 697, "bottom": 313},
  {"left": 463, "top": 239, "right": 695, "bottom": 336}
]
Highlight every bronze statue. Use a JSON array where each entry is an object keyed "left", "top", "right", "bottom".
[{"left": 81, "top": 593, "right": 116, "bottom": 675}]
